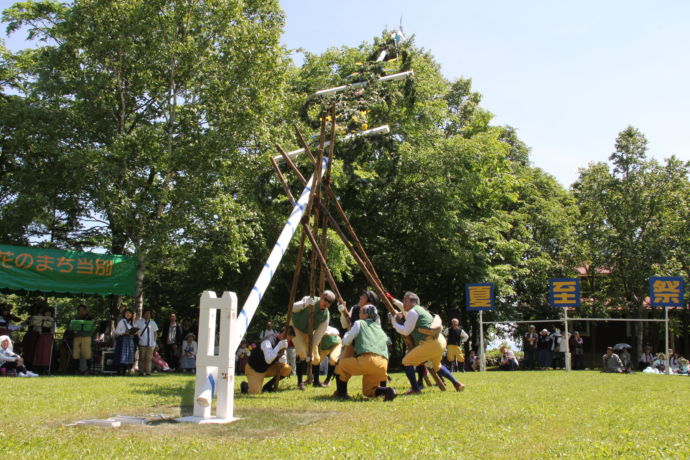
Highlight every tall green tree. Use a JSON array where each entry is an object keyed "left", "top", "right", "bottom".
[
  {"left": 3, "top": 0, "right": 288, "bottom": 314},
  {"left": 573, "top": 126, "right": 690, "bottom": 351}
]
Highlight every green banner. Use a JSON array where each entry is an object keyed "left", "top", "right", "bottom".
[{"left": 0, "top": 244, "right": 136, "bottom": 296}]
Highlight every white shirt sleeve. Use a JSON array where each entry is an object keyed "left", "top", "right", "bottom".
[
  {"left": 262, "top": 339, "right": 282, "bottom": 364},
  {"left": 324, "top": 326, "right": 339, "bottom": 337},
  {"left": 392, "top": 308, "right": 418, "bottom": 336},
  {"left": 339, "top": 307, "right": 353, "bottom": 329},
  {"left": 442, "top": 327, "right": 449, "bottom": 337},
  {"left": 292, "top": 296, "right": 311, "bottom": 313},
  {"left": 114, "top": 319, "right": 129, "bottom": 335},
  {"left": 342, "top": 321, "right": 361, "bottom": 346},
  {"left": 460, "top": 329, "right": 469, "bottom": 343}
]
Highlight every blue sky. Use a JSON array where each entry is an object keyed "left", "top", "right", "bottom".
[
  {"left": 3, "top": 0, "right": 689, "bottom": 187},
  {"left": 280, "top": 0, "right": 690, "bottom": 187}
]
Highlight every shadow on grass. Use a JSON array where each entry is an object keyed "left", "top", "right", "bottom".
[
  {"left": 127, "top": 377, "right": 196, "bottom": 414},
  {"left": 310, "top": 394, "right": 372, "bottom": 403}
]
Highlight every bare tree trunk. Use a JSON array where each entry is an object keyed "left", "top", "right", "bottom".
[{"left": 135, "top": 253, "right": 145, "bottom": 317}]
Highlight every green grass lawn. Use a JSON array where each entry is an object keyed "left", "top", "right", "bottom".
[{"left": 1, "top": 371, "right": 688, "bottom": 459}]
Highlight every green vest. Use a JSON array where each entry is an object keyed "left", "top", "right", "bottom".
[
  {"left": 292, "top": 297, "right": 330, "bottom": 334},
  {"left": 320, "top": 334, "right": 340, "bottom": 350},
  {"left": 354, "top": 319, "right": 389, "bottom": 359},
  {"left": 411, "top": 305, "right": 432, "bottom": 344}
]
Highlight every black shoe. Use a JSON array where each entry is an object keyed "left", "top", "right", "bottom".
[
  {"left": 375, "top": 386, "right": 397, "bottom": 401},
  {"left": 240, "top": 381, "right": 249, "bottom": 394},
  {"left": 262, "top": 377, "right": 279, "bottom": 393}
]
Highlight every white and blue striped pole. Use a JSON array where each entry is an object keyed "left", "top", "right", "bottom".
[{"left": 233, "top": 157, "right": 329, "bottom": 353}]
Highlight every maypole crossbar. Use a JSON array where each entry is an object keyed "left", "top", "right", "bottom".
[
  {"left": 314, "top": 70, "right": 414, "bottom": 96},
  {"left": 272, "top": 125, "right": 390, "bottom": 163}
]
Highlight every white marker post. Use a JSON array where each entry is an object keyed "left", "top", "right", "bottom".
[{"left": 178, "top": 291, "right": 237, "bottom": 424}]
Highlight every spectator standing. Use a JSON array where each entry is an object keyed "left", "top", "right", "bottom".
[
  {"left": 602, "top": 347, "right": 624, "bottom": 373},
  {"left": 537, "top": 329, "right": 552, "bottom": 369},
  {"left": 32, "top": 307, "right": 56, "bottom": 374},
  {"left": 71, "top": 305, "right": 93, "bottom": 375},
  {"left": 522, "top": 325, "right": 538, "bottom": 370},
  {"left": 21, "top": 301, "right": 46, "bottom": 368},
  {"left": 286, "top": 336, "right": 297, "bottom": 376},
  {"left": 235, "top": 340, "right": 250, "bottom": 375},
  {"left": 551, "top": 329, "right": 565, "bottom": 369},
  {"left": 114, "top": 309, "right": 136, "bottom": 375},
  {"left": 179, "top": 333, "right": 197, "bottom": 372},
  {"left": 638, "top": 345, "right": 655, "bottom": 371},
  {"left": 443, "top": 318, "right": 469, "bottom": 372},
  {"left": 258, "top": 321, "right": 277, "bottom": 340},
  {"left": 161, "top": 313, "right": 183, "bottom": 370},
  {"left": 569, "top": 331, "right": 585, "bottom": 370},
  {"left": 134, "top": 309, "right": 159, "bottom": 376}
]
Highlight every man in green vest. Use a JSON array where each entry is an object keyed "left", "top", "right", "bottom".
[
  {"left": 291, "top": 290, "right": 335, "bottom": 390},
  {"left": 318, "top": 326, "right": 341, "bottom": 387},
  {"left": 390, "top": 292, "right": 465, "bottom": 395},
  {"left": 333, "top": 305, "right": 396, "bottom": 401}
]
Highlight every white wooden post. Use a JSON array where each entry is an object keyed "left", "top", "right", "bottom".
[
  {"left": 564, "top": 307, "right": 571, "bottom": 372},
  {"left": 664, "top": 307, "right": 670, "bottom": 375},
  {"left": 177, "top": 291, "right": 237, "bottom": 424},
  {"left": 479, "top": 310, "right": 486, "bottom": 372}
]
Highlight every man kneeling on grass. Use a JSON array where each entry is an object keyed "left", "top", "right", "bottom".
[
  {"left": 240, "top": 327, "right": 294, "bottom": 394},
  {"left": 332, "top": 305, "right": 397, "bottom": 401}
]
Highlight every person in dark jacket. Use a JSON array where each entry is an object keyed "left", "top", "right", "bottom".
[
  {"left": 240, "top": 327, "right": 295, "bottom": 394},
  {"left": 161, "top": 313, "right": 183, "bottom": 370}
]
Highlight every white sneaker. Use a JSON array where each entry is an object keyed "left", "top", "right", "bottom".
[
  {"left": 17, "top": 372, "right": 27, "bottom": 377},
  {"left": 26, "top": 371, "right": 39, "bottom": 377}
]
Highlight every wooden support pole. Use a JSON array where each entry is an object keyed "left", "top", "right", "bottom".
[{"left": 269, "top": 159, "right": 343, "bottom": 305}]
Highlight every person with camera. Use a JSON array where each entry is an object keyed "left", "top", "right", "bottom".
[{"left": 240, "top": 327, "right": 294, "bottom": 394}]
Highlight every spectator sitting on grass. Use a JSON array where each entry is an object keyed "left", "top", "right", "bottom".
[
  {"left": 151, "top": 346, "right": 174, "bottom": 372},
  {"left": 677, "top": 357, "right": 688, "bottom": 375},
  {"left": 499, "top": 345, "right": 518, "bottom": 371},
  {"left": 602, "top": 347, "right": 624, "bottom": 373},
  {"left": 638, "top": 345, "right": 654, "bottom": 371},
  {"left": 668, "top": 349, "right": 680, "bottom": 374},
  {"left": 619, "top": 348, "right": 633, "bottom": 373},
  {"left": 653, "top": 353, "right": 666, "bottom": 373},
  {"left": 0, "top": 335, "right": 38, "bottom": 377}
]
